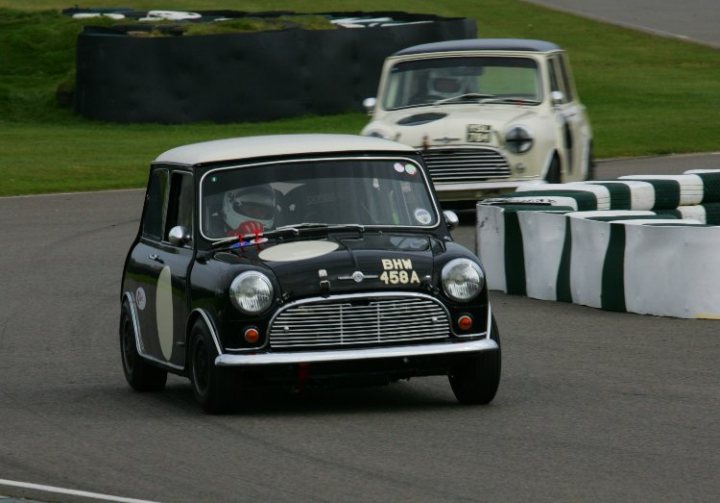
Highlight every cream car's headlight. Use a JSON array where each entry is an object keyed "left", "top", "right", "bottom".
[
  {"left": 230, "top": 271, "right": 273, "bottom": 314},
  {"left": 505, "top": 125, "right": 533, "bottom": 154},
  {"left": 441, "top": 259, "right": 485, "bottom": 301}
]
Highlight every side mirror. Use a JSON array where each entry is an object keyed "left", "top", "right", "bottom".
[
  {"left": 443, "top": 210, "right": 459, "bottom": 230},
  {"left": 168, "top": 225, "right": 191, "bottom": 246},
  {"left": 362, "top": 97, "right": 377, "bottom": 115},
  {"left": 550, "top": 90, "right": 565, "bottom": 106}
]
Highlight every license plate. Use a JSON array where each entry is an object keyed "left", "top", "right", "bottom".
[{"left": 467, "top": 124, "right": 491, "bottom": 143}]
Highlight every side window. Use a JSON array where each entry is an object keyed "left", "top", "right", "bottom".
[
  {"left": 142, "top": 168, "right": 169, "bottom": 241},
  {"left": 548, "top": 56, "right": 562, "bottom": 99},
  {"left": 165, "top": 172, "right": 194, "bottom": 245},
  {"left": 557, "top": 53, "right": 575, "bottom": 102}
]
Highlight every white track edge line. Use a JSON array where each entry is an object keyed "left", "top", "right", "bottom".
[{"left": 0, "top": 478, "right": 162, "bottom": 503}]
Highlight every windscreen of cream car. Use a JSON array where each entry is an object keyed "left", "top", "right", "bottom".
[{"left": 383, "top": 57, "right": 541, "bottom": 110}]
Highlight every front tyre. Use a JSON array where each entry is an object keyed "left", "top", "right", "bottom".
[
  {"left": 120, "top": 302, "right": 167, "bottom": 392},
  {"left": 448, "top": 316, "right": 501, "bottom": 405},
  {"left": 190, "top": 321, "right": 239, "bottom": 414}
]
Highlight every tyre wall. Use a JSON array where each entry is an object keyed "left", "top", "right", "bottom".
[
  {"left": 476, "top": 170, "right": 720, "bottom": 318},
  {"left": 73, "top": 12, "right": 476, "bottom": 123}
]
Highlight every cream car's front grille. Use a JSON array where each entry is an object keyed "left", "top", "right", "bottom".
[
  {"left": 421, "top": 148, "right": 511, "bottom": 182},
  {"left": 268, "top": 295, "right": 451, "bottom": 350}
]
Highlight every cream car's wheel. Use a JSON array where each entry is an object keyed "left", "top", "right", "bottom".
[
  {"left": 586, "top": 141, "right": 595, "bottom": 181},
  {"left": 545, "top": 155, "right": 562, "bottom": 184},
  {"left": 448, "top": 316, "right": 501, "bottom": 405},
  {"left": 120, "top": 302, "right": 167, "bottom": 392}
]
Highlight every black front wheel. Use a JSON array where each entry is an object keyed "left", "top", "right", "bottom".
[
  {"left": 190, "top": 321, "right": 240, "bottom": 414},
  {"left": 119, "top": 302, "right": 167, "bottom": 392},
  {"left": 448, "top": 316, "right": 501, "bottom": 405}
]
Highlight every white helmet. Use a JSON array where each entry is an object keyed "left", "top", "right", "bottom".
[{"left": 222, "top": 185, "right": 276, "bottom": 231}]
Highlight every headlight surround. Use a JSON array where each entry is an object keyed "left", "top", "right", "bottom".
[
  {"left": 441, "top": 258, "right": 485, "bottom": 302},
  {"left": 229, "top": 271, "right": 273, "bottom": 314},
  {"left": 505, "top": 125, "right": 533, "bottom": 154}
]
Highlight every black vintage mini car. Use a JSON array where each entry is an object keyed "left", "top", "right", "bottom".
[{"left": 120, "top": 134, "right": 500, "bottom": 413}]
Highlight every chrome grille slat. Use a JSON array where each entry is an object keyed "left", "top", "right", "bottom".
[
  {"left": 281, "top": 303, "right": 436, "bottom": 314},
  {"left": 421, "top": 148, "right": 511, "bottom": 182},
  {"left": 275, "top": 326, "right": 444, "bottom": 337},
  {"left": 274, "top": 332, "right": 446, "bottom": 343},
  {"left": 269, "top": 296, "right": 451, "bottom": 350}
]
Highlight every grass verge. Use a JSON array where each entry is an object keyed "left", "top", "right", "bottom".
[{"left": 1, "top": 0, "right": 719, "bottom": 196}]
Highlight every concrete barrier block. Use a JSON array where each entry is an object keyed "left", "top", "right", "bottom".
[
  {"left": 623, "top": 221, "right": 716, "bottom": 318},
  {"left": 476, "top": 204, "right": 508, "bottom": 292},
  {"left": 517, "top": 211, "right": 568, "bottom": 301},
  {"left": 476, "top": 203, "right": 572, "bottom": 294}
]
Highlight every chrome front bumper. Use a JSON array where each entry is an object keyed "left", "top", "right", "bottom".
[
  {"left": 215, "top": 338, "right": 498, "bottom": 367},
  {"left": 435, "top": 179, "right": 545, "bottom": 202}
]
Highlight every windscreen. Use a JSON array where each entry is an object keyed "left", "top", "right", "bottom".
[
  {"left": 201, "top": 158, "right": 438, "bottom": 239},
  {"left": 383, "top": 56, "right": 541, "bottom": 109}
]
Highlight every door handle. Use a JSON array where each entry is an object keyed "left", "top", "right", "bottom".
[{"left": 149, "top": 253, "right": 164, "bottom": 264}]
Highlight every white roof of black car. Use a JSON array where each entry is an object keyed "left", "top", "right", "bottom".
[
  {"left": 154, "top": 134, "right": 415, "bottom": 166},
  {"left": 394, "top": 38, "right": 561, "bottom": 56}
]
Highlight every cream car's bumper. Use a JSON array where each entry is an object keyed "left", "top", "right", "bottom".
[{"left": 434, "top": 179, "right": 546, "bottom": 202}]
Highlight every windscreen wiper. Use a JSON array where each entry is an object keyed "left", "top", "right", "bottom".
[
  {"left": 433, "top": 93, "right": 496, "bottom": 105},
  {"left": 209, "top": 223, "right": 366, "bottom": 249},
  {"left": 479, "top": 96, "right": 540, "bottom": 105},
  {"left": 273, "top": 223, "right": 366, "bottom": 235}
]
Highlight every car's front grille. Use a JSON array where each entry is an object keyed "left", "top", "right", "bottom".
[
  {"left": 421, "top": 148, "right": 511, "bottom": 182},
  {"left": 268, "top": 295, "right": 451, "bottom": 350}
]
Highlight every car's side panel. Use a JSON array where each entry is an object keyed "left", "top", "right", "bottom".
[{"left": 123, "top": 240, "right": 189, "bottom": 368}]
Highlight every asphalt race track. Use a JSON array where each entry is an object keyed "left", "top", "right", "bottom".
[
  {"left": 1, "top": 154, "right": 719, "bottom": 502},
  {"left": 526, "top": 0, "right": 720, "bottom": 48}
]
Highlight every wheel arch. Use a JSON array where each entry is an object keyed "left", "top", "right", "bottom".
[
  {"left": 121, "top": 291, "right": 144, "bottom": 357},
  {"left": 543, "top": 150, "right": 563, "bottom": 183},
  {"left": 186, "top": 308, "right": 224, "bottom": 370},
  {"left": 121, "top": 291, "right": 184, "bottom": 372}
]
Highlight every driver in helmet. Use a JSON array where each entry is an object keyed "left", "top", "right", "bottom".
[{"left": 222, "top": 184, "right": 276, "bottom": 236}]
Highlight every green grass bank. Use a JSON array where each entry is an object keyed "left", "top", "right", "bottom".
[{"left": 1, "top": 0, "right": 719, "bottom": 196}]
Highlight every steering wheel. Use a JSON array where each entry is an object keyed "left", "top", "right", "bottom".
[{"left": 227, "top": 220, "right": 264, "bottom": 237}]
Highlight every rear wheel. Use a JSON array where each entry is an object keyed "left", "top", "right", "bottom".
[
  {"left": 190, "top": 321, "right": 239, "bottom": 414},
  {"left": 448, "top": 316, "right": 501, "bottom": 405},
  {"left": 586, "top": 141, "right": 596, "bottom": 181},
  {"left": 120, "top": 302, "right": 167, "bottom": 392}
]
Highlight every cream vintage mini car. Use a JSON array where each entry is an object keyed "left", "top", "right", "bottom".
[{"left": 361, "top": 39, "right": 593, "bottom": 208}]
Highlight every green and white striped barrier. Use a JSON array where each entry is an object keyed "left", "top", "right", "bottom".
[
  {"left": 684, "top": 169, "right": 720, "bottom": 202},
  {"left": 476, "top": 171, "right": 720, "bottom": 319},
  {"left": 476, "top": 203, "right": 573, "bottom": 295},
  {"left": 515, "top": 182, "right": 612, "bottom": 210},
  {"left": 618, "top": 174, "right": 704, "bottom": 208},
  {"left": 622, "top": 221, "right": 718, "bottom": 318}
]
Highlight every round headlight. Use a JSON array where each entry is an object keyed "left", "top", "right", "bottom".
[
  {"left": 229, "top": 271, "right": 273, "bottom": 314},
  {"left": 505, "top": 126, "right": 533, "bottom": 154},
  {"left": 441, "top": 259, "right": 485, "bottom": 302}
]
